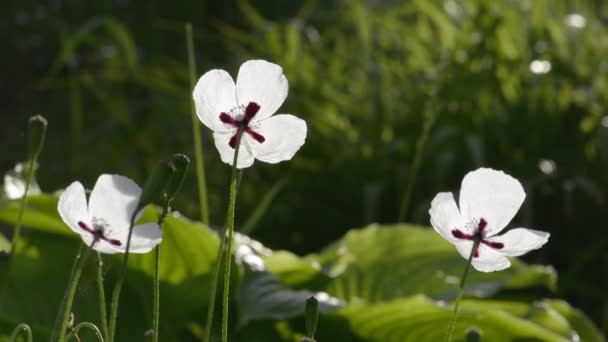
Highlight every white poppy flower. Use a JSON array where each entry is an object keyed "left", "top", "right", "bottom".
[
  {"left": 429, "top": 168, "right": 550, "bottom": 272},
  {"left": 58, "top": 174, "right": 162, "bottom": 254},
  {"left": 193, "top": 59, "right": 307, "bottom": 168}
]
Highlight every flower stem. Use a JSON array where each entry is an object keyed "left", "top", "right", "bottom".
[
  {"left": 108, "top": 215, "right": 137, "bottom": 342},
  {"left": 96, "top": 253, "right": 109, "bottom": 342},
  {"left": 204, "top": 130, "right": 243, "bottom": 342},
  {"left": 9, "top": 323, "right": 32, "bottom": 342},
  {"left": 153, "top": 205, "right": 170, "bottom": 342},
  {"left": 10, "top": 161, "right": 37, "bottom": 256},
  {"left": 445, "top": 239, "right": 480, "bottom": 342},
  {"left": 65, "top": 322, "right": 105, "bottom": 342},
  {"left": 185, "top": 22, "right": 210, "bottom": 225},
  {"left": 58, "top": 242, "right": 94, "bottom": 341},
  {"left": 221, "top": 130, "right": 243, "bottom": 342}
]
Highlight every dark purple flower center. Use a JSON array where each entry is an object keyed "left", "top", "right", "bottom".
[
  {"left": 451, "top": 218, "right": 504, "bottom": 258},
  {"left": 78, "top": 221, "right": 122, "bottom": 246},
  {"left": 219, "top": 102, "right": 266, "bottom": 149}
]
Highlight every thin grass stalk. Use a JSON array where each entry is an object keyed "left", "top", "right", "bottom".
[
  {"left": 153, "top": 205, "right": 169, "bottom": 342},
  {"left": 185, "top": 23, "right": 210, "bottom": 225}
]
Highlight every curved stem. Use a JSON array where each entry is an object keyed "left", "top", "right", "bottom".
[
  {"left": 10, "top": 161, "right": 36, "bottom": 255},
  {"left": 185, "top": 23, "right": 210, "bottom": 225},
  {"left": 445, "top": 239, "right": 479, "bottom": 342},
  {"left": 221, "top": 130, "right": 243, "bottom": 342},
  {"left": 65, "top": 322, "right": 104, "bottom": 342},
  {"left": 58, "top": 243, "right": 94, "bottom": 341},
  {"left": 153, "top": 205, "right": 169, "bottom": 342},
  {"left": 9, "top": 323, "right": 32, "bottom": 342},
  {"left": 108, "top": 215, "right": 136, "bottom": 342},
  {"left": 96, "top": 253, "right": 109, "bottom": 341}
]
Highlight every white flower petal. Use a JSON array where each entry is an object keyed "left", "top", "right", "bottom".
[
  {"left": 193, "top": 69, "right": 238, "bottom": 132},
  {"left": 88, "top": 174, "right": 142, "bottom": 234},
  {"left": 80, "top": 233, "right": 122, "bottom": 254},
  {"left": 453, "top": 241, "right": 511, "bottom": 272},
  {"left": 459, "top": 168, "right": 525, "bottom": 237},
  {"left": 58, "top": 181, "right": 89, "bottom": 234},
  {"left": 236, "top": 60, "right": 288, "bottom": 121},
  {"left": 487, "top": 228, "right": 550, "bottom": 256},
  {"left": 429, "top": 192, "right": 466, "bottom": 243},
  {"left": 213, "top": 131, "right": 255, "bottom": 169},
  {"left": 118, "top": 223, "right": 162, "bottom": 254},
  {"left": 246, "top": 114, "right": 307, "bottom": 164}
]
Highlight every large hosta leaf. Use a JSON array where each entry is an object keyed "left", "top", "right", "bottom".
[
  {"left": 318, "top": 295, "right": 602, "bottom": 342},
  {"left": 313, "top": 224, "right": 557, "bottom": 302}
]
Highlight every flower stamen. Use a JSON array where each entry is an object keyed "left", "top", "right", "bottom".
[
  {"left": 78, "top": 221, "right": 122, "bottom": 246},
  {"left": 451, "top": 218, "right": 503, "bottom": 258},
  {"left": 220, "top": 101, "right": 266, "bottom": 149}
]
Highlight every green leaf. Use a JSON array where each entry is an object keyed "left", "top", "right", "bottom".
[{"left": 316, "top": 224, "right": 556, "bottom": 302}]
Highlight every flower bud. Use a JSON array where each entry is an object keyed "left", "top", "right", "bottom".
[
  {"left": 305, "top": 296, "right": 319, "bottom": 338},
  {"left": 27, "top": 115, "right": 47, "bottom": 159},
  {"left": 465, "top": 327, "right": 482, "bottom": 342},
  {"left": 136, "top": 160, "right": 175, "bottom": 214},
  {"left": 165, "top": 154, "right": 190, "bottom": 203}
]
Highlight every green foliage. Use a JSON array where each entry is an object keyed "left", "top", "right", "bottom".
[{"left": 0, "top": 194, "right": 602, "bottom": 341}]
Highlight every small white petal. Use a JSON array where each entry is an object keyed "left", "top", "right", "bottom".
[
  {"left": 471, "top": 244, "right": 511, "bottom": 272},
  {"left": 213, "top": 131, "right": 255, "bottom": 169},
  {"left": 193, "top": 69, "right": 238, "bottom": 132},
  {"left": 247, "top": 114, "right": 307, "bottom": 163},
  {"left": 429, "top": 192, "right": 466, "bottom": 243},
  {"left": 453, "top": 241, "right": 511, "bottom": 272},
  {"left": 487, "top": 228, "right": 550, "bottom": 256},
  {"left": 58, "top": 181, "right": 89, "bottom": 234},
  {"left": 110, "top": 223, "right": 162, "bottom": 254},
  {"left": 459, "top": 168, "right": 525, "bottom": 237},
  {"left": 236, "top": 60, "right": 288, "bottom": 121},
  {"left": 88, "top": 174, "right": 142, "bottom": 234}
]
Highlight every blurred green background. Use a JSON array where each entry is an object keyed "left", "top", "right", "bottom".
[{"left": 1, "top": 0, "right": 607, "bottom": 336}]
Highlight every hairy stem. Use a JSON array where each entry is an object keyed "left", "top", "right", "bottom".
[
  {"left": 9, "top": 323, "right": 32, "bottom": 342},
  {"left": 445, "top": 239, "right": 479, "bottom": 342},
  {"left": 58, "top": 243, "right": 94, "bottom": 341},
  {"left": 96, "top": 253, "right": 109, "bottom": 342},
  {"left": 10, "top": 161, "right": 37, "bottom": 255},
  {"left": 153, "top": 205, "right": 169, "bottom": 342},
  {"left": 221, "top": 130, "right": 243, "bottom": 342},
  {"left": 108, "top": 215, "right": 136, "bottom": 342}
]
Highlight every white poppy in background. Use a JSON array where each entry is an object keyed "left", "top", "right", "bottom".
[
  {"left": 193, "top": 59, "right": 307, "bottom": 169},
  {"left": 429, "top": 168, "right": 550, "bottom": 272},
  {"left": 58, "top": 174, "right": 162, "bottom": 254}
]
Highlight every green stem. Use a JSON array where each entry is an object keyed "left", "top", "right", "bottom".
[
  {"left": 96, "top": 253, "right": 109, "bottom": 342},
  {"left": 203, "top": 231, "right": 227, "bottom": 342},
  {"left": 204, "top": 130, "right": 243, "bottom": 342},
  {"left": 9, "top": 323, "right": 32, "bottom": 342},
  {"left": 221, "top": 130, "right": 243, "bottom": 342},
  {"left": 108, "top": 215, "right": 137, "bottom": 342},
  {"left": 69, "top": 74, "right": 82, "bottom": 176},
  {"left": 10, "top": 160, "right": 37, "bottom": 256},
  {"left": 58, "top": 243, "right": 94, "bottom": 341},
  {"left": 185, "top": 23, "right": 210, "bottom": 225},
  {"left": 153, "top": 205, "right": 169, "bottom": 342},
  {"left": 398, "top": 103, "right": 437, "bottom": 222},
  {"left": 65, "top": 322, "right": 104, "bottom": 342},
  {"left": 445, "top": 239, "right": 480, "bottom": 342}
]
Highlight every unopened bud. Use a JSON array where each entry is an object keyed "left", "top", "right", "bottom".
[
  {"left": 305, "top": 296, "right": 319, "bottom": 338},
  {"left": 27, "top": 115, "right": 47, "bottom": 159},
  {"left": 465, "top": 327, "right": 482, "bottom": 342},
  {"left": 165, "top": 154, "right": 189, "bottom": 203},
  {"left": 136, "top": 160, "right": 175, "bottom": 214}
]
